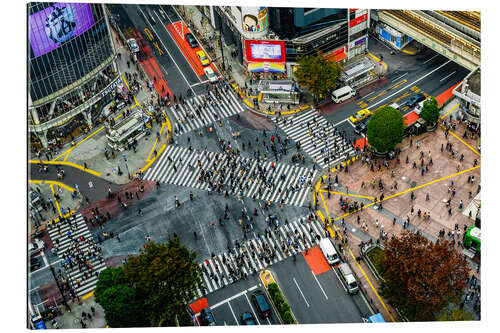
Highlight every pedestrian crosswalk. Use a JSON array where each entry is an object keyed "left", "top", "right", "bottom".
[
  {"left": 274, "top": 110, "right": 355, "bottom": 169},
  {"left": 47, "top": 214, "right": 107, "bottom": 297},
  {"left": 192, "top": 217, "right": 327, "bottom": 299},
  {"left": 168, "top": 89, "right": 245, "bottom": 135},
  {"left": 144, "top": 144, "right": 318, "bottom": 207}
]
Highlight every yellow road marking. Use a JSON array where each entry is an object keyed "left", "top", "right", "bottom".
[
  {"left": 440, "top": 124, "right": 480, "bottom": 156},
  {"left": 317, "top": 210, "right": 325, "bottom": 222},
  {"left": 45, "top": 181, "right": 76, "bottom": 192},
  {"left": 29, "top": 180, "right": 43, "bottom": 184},
  {"left": 144, "top": 27, "right": 153, "bottom": 40},
  {"left": 63, "top": 127, "right": 105, "bottom": 162},
  {"left": 121, "top": 74, "right": 142, "bottom": 109},
  {"left": 29, "top": 160, "right": 101, "bottom": 177},
  {"left": 49, "top": 184, "right": 62, "bottom": 217},
  {"left": 391, "top": 91, "right": 411, "bottom": 104},
  {"left": 440, "top": 103, "right": 460, "bottom": 120},
  {"left": 153, "top": 41, "right": 164, "bottom": 55},
  {"left": 319, "top": 192, "right": 396, "bottom": 322},
  {"left": 81, "top": 291, "right": 94, "bottom": 300},
  {"left": 136, "top": 143, "right": 166, "bottom": 176},
  {"left": 388, "top": 79, "right": 407, "bottom": 91},
  {"left": 319, "top": 190, "right": 374, "bottom": 200},
  {"left": 147, "top": 121, "right": 166, "bottom": 161}
]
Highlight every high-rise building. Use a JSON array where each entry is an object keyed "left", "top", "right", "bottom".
[{"left": 28, "top": 2, "right": 119, "bottom": 148}]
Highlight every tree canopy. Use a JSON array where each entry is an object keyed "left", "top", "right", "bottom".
[
  {"left": 379, "top": 231, "right": 470, "bottom": 321},
  {"left": 438, "top": 308, "right": 474, "bottom": 321},
  {"left": 419, "top": 97, "right": 440, "bottom": 124},
  {"left": 295, "top": 51, "right": 343, "bottom": 101},
  {"left": 366, "top": 106, "right": 404, "bottom": 152},
  {"left": 95, "top": 238, "right": 201, "bottom": 327}
]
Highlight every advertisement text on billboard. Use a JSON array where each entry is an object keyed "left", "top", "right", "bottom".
[{"left": 245, "top": 40, "right": 285, "bottom": 63}]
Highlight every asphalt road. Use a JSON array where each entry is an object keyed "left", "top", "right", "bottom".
[{"left": 271, "top": 253, "right": 371, "bottom": 324}]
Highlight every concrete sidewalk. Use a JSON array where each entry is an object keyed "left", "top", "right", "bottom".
[{"left": 46, "top": 296, "right": 107, "bottom": 329}]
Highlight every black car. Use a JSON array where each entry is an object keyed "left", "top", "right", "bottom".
[
  {"left": 251, "top": 292, "right": 272, "bottom": 318},
  {"left": 406, "top": 93, "right": 426, "bottom": 108},
  {"left": 240, "top": 312, "right": 257, "bottom": 325},
  {"left": 185, "top": 33, "right": 198, "bottom": 48},
  {"left": 354, "top": 116, "right": 370, "bottom": 135},
  {"left": 30, "top": 257, "right": 41, "bottom": 271},
  {"left": 199, "top": 308, "right": 215, "bottom": 326}
]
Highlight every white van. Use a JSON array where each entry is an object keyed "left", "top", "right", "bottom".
[
  {"left": 331, "top": 86, "right": 356, "bottom": 104},
  {"left": 319, "top": 238, "right": 340, "bottom": 265},
  {"left": 414, "top": 99, "right": 428, "bottom": 115},
  {"left": 339, "top": 263, "right": 359, "bottom": 294}
]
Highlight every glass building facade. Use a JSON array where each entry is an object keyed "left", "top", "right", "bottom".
[{"left": 29, "top": 2, "right": 114, "bottom": 103}]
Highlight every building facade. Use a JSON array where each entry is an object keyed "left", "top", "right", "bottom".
[
  {"left": 453, "top": 66, "right": 480, "bottom": 125},
  {"left": 28, "top": 2, "right": 119, "bottom": 148}
]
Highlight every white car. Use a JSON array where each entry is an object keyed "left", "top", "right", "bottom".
[
  {"left": 204, "top": 67, "right": 218, "bottom": 83},
  {"left": 126, "top": 38, "right": 140, "bottom": 53},
  {"left": 29, "top": 239, "right": 45, "bottom": 256}
]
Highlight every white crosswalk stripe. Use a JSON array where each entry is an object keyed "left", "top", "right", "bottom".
[
  {"left": 169, "top": 89, "right": 245, "bottom": 135},
  {"left": 46, "top": 214, "right": 107, "bottom": 297},
  {"left": 191, "top": 217, "right": 328, "bottom": 300},
  {"left": 144, "top": 145, "right": 318, "bottom": 207},
  {"left": 274, "top": 109, "right": 355, "bottom": 169}
]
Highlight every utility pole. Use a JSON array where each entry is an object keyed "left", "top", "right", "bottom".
[{"left": 218, "top": 16, "right": 225, "bottom": 71}]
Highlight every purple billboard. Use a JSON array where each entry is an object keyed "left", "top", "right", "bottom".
[{"left": 29, "top": 3, "right": 95, "bottom": 58}]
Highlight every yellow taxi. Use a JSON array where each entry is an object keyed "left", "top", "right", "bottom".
[
  {"left": 196, "top": 50, "right": 210, "bottom": 67},
  {"left": 349, "top": 108, "right": 373, "bottom": 123}
]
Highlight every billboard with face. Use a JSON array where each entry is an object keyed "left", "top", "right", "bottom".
[
  {"left": 29, "top": 3, "right": 95, "bottom": 58},
  {"left": 241, "top": 7, "right": 268, "bottom": 32}
]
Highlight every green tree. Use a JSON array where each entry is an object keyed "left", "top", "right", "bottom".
[
  {"left": 366, "top": 106, "right": 404, "bottom": 152},
  {"left": 123, "top": 238, "right": 201, "bottom": 326},
  {"left": 295, "top": 51, "right": 343, "bottom": 102},
  {"left": 94, "top": 267, "right": 146, "bottom": 327},
  {"left": 379, "top": 232, "right": 470, "bottom": 321},
  {"left": 419, "top": 97, "right": 440, "bottom": 124},
  {"left": 438, "top": 308, "right": 474, "bottom": 321}
]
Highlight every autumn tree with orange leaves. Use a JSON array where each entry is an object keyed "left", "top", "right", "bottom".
[{"left": 379, "top": 231, "right": 470, "bottom": 321}]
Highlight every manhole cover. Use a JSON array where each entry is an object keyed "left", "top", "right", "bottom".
[{"left": 410, "top": 181, "right": 417, "bottom": 188}]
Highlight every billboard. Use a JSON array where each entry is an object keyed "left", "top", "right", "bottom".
[
  {"left": 29, "top": 3, "right": 95, "bottom": 58},
  {"left": 241, "top": 7, "right": 268, "bottom": 32},
  {"left": 245, "top": 40, "right": 285, "bottom": 63},
  {"left": 349, "top": 13, "right": 367, "bottom": 28}
]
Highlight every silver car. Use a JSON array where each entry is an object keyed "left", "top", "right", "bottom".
[{"left": 126, "top": 38, "right": 140, "bottom": 53}]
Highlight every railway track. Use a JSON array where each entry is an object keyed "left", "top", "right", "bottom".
[{"left": 438, "top": 10, "right": 480, "bottom": 32}]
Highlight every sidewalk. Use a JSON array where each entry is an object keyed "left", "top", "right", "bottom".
[{"left": 46, "top": 296, "right": 107, "bottom": 329}]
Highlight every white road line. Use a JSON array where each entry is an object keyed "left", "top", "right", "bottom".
[
  {"left": 244, "top": 293, "right": 261, "bottom": 325},
  {"left": 227, "top": 301, "right": 240, "bottom": 326},
  {"left": 210, "top": 285, "right": 258, "bottom": 309},
  {"left": 391, "top": 72, "right": 408, "bottom": 82},
  {"left": 423, "top": 54, "right": 439, "bottom": 64},
  {"left": 440, "top": 71, "right": 457, "bottom": 82},
  {"left": 359, "top": 290, "right": 375, "bottom": 315},
  {"left": 137, "top": 6, "right": 198, "bottom": 94},
  {"left": 312, "top": 271, "right": 329, "bottom": 300},
  {"left": 370, "top": 60, "right": 452, "bottom": 109},
  {"left": 334, "top": 118, "right": 349, "bottom": 127},
  {"left": 191, "top": 80, "right": 210, "bottom": 87},
  {"left": 332, "top": 267, "right": 348, "bottom": 292},
  {"left": 40, "top": 251, "right": 49, "bottom": 266},
  {"left": 293, "top": 277, "right": 310, "bottom": 307}
]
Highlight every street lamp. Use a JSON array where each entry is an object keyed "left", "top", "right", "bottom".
[
  {"left": 122, "top": 153, "right": 130, "bottom": 179},
  {"left": 218, "top": 15, "right": 225, "bottom": 71},
  {"left": 48, "top": 264, "right": 71, "bottom": 312}
]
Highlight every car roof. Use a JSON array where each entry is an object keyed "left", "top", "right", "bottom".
[
  {"left": 196, "top": 50, "right": 205, "bottom": 55},
  {"left": 253, "top": 293, "right": 270, "bottom": 310}
]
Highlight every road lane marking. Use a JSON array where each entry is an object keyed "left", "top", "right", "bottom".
[
  {"left": 227, "top": 301, "right": 240, "bottom": 325},
  {"left": 137, "top": 5, "right": 198, "bottom": 93},
  {"left": 312, "top": 271, "right": 328, "bottom": 300},
  {"left": 423, "top": 54, "right": 439, "bottom": 64},
  {"left": 293, "top": 277, "right": 310, "bottom": 307},
  {"left": 331, "top": 266, "right": 348, "bottom": 292},
  {"left": 391, "top": 72, "right": 408, "bottom": 83},
  {"left": 334, "top": 118, "right": 349, "bottom": 127},
  {"left": 191, "top": 80, "right": 210, "bottom": 87},
  {"left": 440, "top": 71, "right": 457, "bottom": 82},
  {"left": 244, "top": 293, "right": 261, "bottom": 325},
  {"left": 210, "top": 285, "right": 258, "bottom": 309},
  {"left": 369, "top": 60, "right": 452, "bottom": 109}
]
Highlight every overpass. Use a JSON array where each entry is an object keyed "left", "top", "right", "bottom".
[{"left": 378, "top": 10, "right": 480, "bottom": 71}]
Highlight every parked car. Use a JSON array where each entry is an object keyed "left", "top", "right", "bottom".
[
  {"left": 28, "top": 239, "right": 45, "bottom": 256},
  {"left": 240, "top": 312, "right": 257, "bottom": 325},
  {"left": 354, "top": 116, "right": 370, "bottom": 135},
  {"left": 126, "top": 38, "right": 140, "bottom": 53},
  {"left": 251, "top": 292, "right": 272, "bottom": 318},
  {"left": 30, "top": 257, "right": 41, "bottom": 271},
  {"left": 406, "top": 93, "right": 426, "bottom": 108},
  {"left": 196, "top": 50, "right": 210, "bottom": 66},
  {"left": 185, "top": 33, "right": 198, "bottom": 48},
  {"left": 204, "top": 67, "right": 218, "bottom": 83},
  {"left": 199, "top": 308, "right": 216, "bottom": 326},
  {"left": 349, "top": 108, "right": 373, "bottom": 123}
]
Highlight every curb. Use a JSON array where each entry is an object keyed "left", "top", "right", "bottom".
[{"left": 259, "top": 269, "right": 298, "bottom": 324}]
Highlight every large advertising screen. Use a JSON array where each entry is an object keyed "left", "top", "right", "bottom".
[
  {"left": 29, "top": 3, "right": 95, "bottom": 58},
  {"left": 245, "top": 40, "right": 285, "bottom": 63}
]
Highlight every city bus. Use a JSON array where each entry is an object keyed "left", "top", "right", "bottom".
[{"left": 463, "top": 227, "right": 481, "bottom": 253}]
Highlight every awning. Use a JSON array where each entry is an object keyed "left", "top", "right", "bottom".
[{"left": 248, "top": 62, "right": 286, "bottom": 73}]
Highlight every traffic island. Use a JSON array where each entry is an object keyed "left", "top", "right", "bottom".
[{"left": 259, "top": 269, "right": 297, "bottom": 324}]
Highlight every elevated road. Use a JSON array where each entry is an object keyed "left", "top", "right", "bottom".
[{"left": 379, "top": 10, "right": 480, "bottom": 71}]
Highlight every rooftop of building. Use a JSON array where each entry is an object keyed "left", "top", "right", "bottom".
[{"left": 467, "top": 68, "right": 480, "bottom": 96}]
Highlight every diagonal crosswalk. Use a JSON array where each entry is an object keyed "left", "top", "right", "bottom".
[
  {"left": 192, "top": 217, "right": 327, "bottom": 299},
  {"left": 169, "top": 89, "right": 245, "bottom": 135},
  {"left": 47, "top": 214, "right": 107, "bottom": 297},
  {"left": 274, "top": 110, "right": 355, "bottom": 169},
  {"left": 144, "top": 145, "right": 318, "bottom": 207}
]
